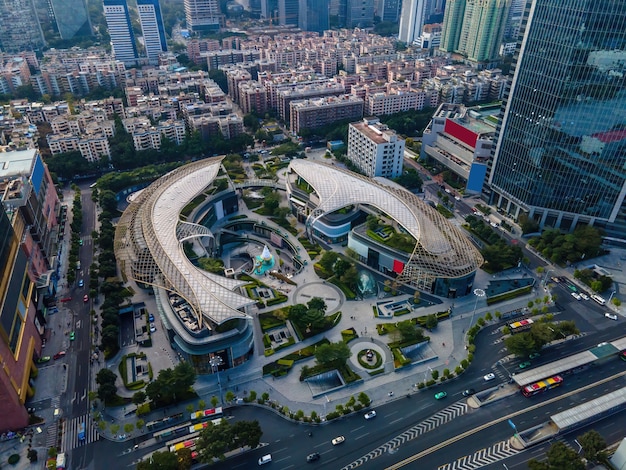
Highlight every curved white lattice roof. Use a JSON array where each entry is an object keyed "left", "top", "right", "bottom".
[
  {"left": 115, "top": 158, "right": 254, "bottom": 325},
  {"left": 289, "top": 160, "right": 483, "bottom": 280}
]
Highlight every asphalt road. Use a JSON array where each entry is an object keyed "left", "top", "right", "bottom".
[{"left": 64, "top": 184, "right": 98, "bottom": 470}]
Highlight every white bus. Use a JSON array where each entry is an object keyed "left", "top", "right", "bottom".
[{"left": 591, "top": 294, "right": 606, "bottom": 305}]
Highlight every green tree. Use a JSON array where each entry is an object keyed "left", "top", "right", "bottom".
[
  {"left": 136, "top": 450, "right": 179, "bottom": 470},
  {"left": 288, "top": 304, "right": 308, "bottom": 322},
  {"left": 225, "top": 391, "right": 235, "bottom": 402},
  {"left": 528, "top": 441, "right": 585, "bottom": 470},
  {"left": 231, "top": 420, "right": 262, "bottom": 449},
  {"left": 319, "top": 251, "right": 339, "bottom": 272},
  {"left": 357, "top": 392, "right": 371, "bottom": 407},
  {"left": 132, "top": 391, "right": 147, "bottom": 405},
  {"left": 396, "top": 321, "right": 423, "bottom": 343},
  {"left": 307, "top": 297, "right": 327, "bottom": 313},
  {"left": 96, "top": 368, "right": 118, "bottom": 403},
  {"left": 196, "top": 419, "right": 233, "bottom": 462},
  {"left": 504, "top": 332, "right": 537, "bottom": 357},
  {"left": 315, "top": 342, "right": 351, "bottom": 366},
  {"left": 577, "top": 430, "right": 606, "bottom": 462},
  {"left": 176, "top": 447, "right": 193, "bottom": 470},
  {"left": 211, "top": 396, "right": 219, "bottom": 407},
  {"left": 340, "top": 265, "right": 359, "bottom": 290},
  {"left": 124, "top": 423, "right": 134, "bottom": 433},
  {"left": 425, "top": 314, "right": 438, "bottom": 330}
]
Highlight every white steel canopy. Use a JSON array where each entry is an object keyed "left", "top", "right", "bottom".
[
  {"left": 289, "top": 160, "right": 483, "bottom": 284},
  {"left": 115, "top": 158, "right": 254, "bottom": 326}
]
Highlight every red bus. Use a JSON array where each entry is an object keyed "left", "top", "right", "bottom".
[
  {"left": 509, "top": 318, "right": 534, "bottom": 334},
  {"left": 521, "top": 375, "right": 563, "bottom": 397}
]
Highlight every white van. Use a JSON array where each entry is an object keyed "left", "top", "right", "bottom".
[
  {"left": 591, "top": 294, "right": 606, "bottom": 305},
  {"left": 258, "top": 454, "right": 272, "bottom": 465}
]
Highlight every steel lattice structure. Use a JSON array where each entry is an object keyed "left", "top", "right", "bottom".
[
  {"left": 289, "top": 160, "right": 483, "bottom": 290},
  {"left": 114, "top": 157, "right": 255, "bottom": 327}
]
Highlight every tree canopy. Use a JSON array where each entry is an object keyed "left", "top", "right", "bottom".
[
  {"left": 528, "top": 441, "right": 585, "bottom": 470},
  {"left": 196, "top": 419, "right": 262, "bottom": 463},
  {"left": 315, "top": 341, "right": 351, "bottom": 366},
  {"left": 146, "top": 362, "right": 197, "bottom": 406}
]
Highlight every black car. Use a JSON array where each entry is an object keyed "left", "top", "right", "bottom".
[
  {"left": 307, "top": 452, "right": 320, "bottom": 463},
  {"left": 462, "top": 389, "right": 476, "bottom": 396}
]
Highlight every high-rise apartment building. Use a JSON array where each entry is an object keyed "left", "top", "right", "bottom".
[
  {"left": 137, "top": 0, "right": 167, "bottom": 64},
  {"left": 184, "top": 0, "right": 221, "bottom": 32},
  {"left": 0, "top": 0, "right": 46, "bottom": 52},
  {"left": 103, "top": 0, "right": 138, "bottom": 65},
  {"left": 398, "top": 0, "right": 427, "bottom": 45},
  {"left": 489, "top": 0, "right": 626, "bottom": 242},
  {"left": 48, "top": 0, "right": 92, "bottom": 40},
  {"left": 347, "top": 117, "right": 405, "bottom": 179},
  {"left": 440, "top": 0, "right": 510, "bottom": 64},
  {"left": 299, "top": 0, "right": 329, "bottom": 33}
]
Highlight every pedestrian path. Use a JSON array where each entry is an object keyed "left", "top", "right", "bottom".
[
  {"left": 62, "top": 414, "right": 99, "bottom": 451},
  {"left": 437, "top": 439, "right": 520, "bottom": 469},
  {"left": 45, "top": 424, "right": 58, "bottom": 448}
]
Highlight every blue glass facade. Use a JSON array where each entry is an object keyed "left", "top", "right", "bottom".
[{"left": 490, "top": 0, "right": 626, "bottom": 241}]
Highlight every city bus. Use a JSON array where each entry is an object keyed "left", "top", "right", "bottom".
[
  {"left": 508, "top": 318, "right": 534, "bottom": 334},
  {"left": 190, "top": 407, "right": 223, "bottom": 422},
  {"left": 153, "top": 422, "right": 191, "bottom": 441},
  {"left": 188, "top": 418, "right": 224, "bottom": 434},
  {"left": 521, "top": 375, "right": 564, "bottom": 397}
]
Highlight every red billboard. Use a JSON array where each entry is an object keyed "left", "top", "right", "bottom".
[{"left": 444, "top": 119, "right": 479, "bottom": 149}]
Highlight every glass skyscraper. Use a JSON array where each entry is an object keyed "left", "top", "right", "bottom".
[{"left": 489, "top": 0, "right": 626, "bottom": 242}]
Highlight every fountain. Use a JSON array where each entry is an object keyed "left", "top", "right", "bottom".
[{"left": 253, "top": 245, "right": 275, "bottom": 275}]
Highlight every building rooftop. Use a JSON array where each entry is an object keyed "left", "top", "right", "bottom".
[{"left": 0, "top": 149, "right": 36, "bottom": 180}]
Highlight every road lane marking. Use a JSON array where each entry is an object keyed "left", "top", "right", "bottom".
[
  {"left": 355, "top": 433, "right": 369, "bottom": 440},
  {"left": 351, "top": 426, "right": 365, "bottom": 433}
]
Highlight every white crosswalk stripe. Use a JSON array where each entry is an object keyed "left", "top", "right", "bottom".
[
  {"left": 62, "top": 414, "right": 99, "bottom": 451},
  {"left": 438, "top": 439, "right": 520, "bottom": 469}
]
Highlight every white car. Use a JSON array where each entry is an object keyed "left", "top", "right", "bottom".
[
  {"left": 364, "top": 410, "right": 377, "bottom": 420},
  {"left": 605, "top": 313, "right": 618, "bottom": 321},
  {"left": 579, "top": 293, "right": 590, "bottom": 300},
  {"left": 571, "top": 292, "right": 582, "bottom": 301},
  {"left": 331, "top": 436, "right": 345, "bottom": 445},
  {"left": 483, "top": 373, "right": 496, "bottom": 381},
  {"left": 150, "top": 323, "right": 156, "bottom": 332}
]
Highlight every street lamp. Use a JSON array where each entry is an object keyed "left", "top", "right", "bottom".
[
  {"left": 209, "top": 355, "right": 224, "bottom": 404},
  {"left": 542, "top": 269, "right": 554, "bottom": 286},
  {"left": 469, "top": 288, "right": 486, "bottom": 330},
  {"left": 609, "top": 290, "right": 616, "bottom": 304}
]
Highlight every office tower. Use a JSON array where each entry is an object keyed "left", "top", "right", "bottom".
[
  {"left": 103, "top": 0, "right": 138, "bottom": 65},
  {"left": 137, "top": 0, "right": 167, "bottom": 64},
  {"left": 398, "top": 0, "right": 426, "bottom": 44},
  {"left": 48, "top": 0, "right": 92, "bottom": 39},
  {"left": 377, "top": 0, "right": 401, "bottom": 23},
  {"left": 346, "top": 0, "right": 375, "bottom": 28},
  {"left": 489, "top": 0, "right": 626, "bottom": 241},
  {"left": 0, "top": 0, "right": 46, "bottom": 52},
  {"left": 261, "top": 0, "right": 278, "bottom": 20},
  {"left": 278, "top": 0, "right": 299, "bottom": 26},
  {"left": 184, "top": 0, "right": 221, "bottom": 32},
  {"left": 299, "top": 0, "right": 330, "bottom": 33},
  {"left": 348, "top": 117, "right": 405, "bottom": 179},
  {"left": 440, "top": 0, "right": 510, "bottom": 64}
]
